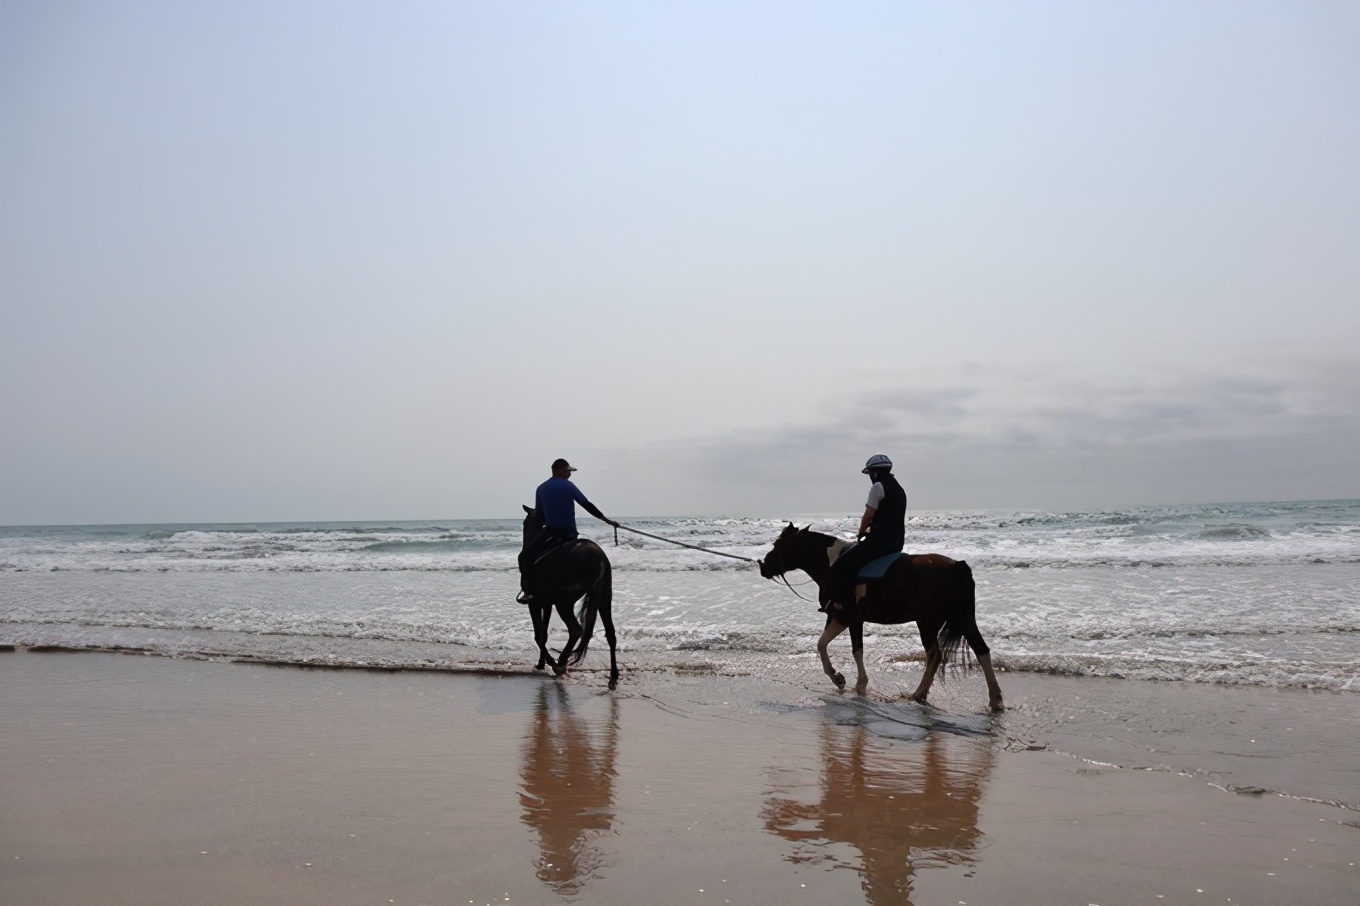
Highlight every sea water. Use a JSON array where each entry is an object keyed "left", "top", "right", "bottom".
[{"left": 2, "top": 500, "right": 1356, "bottom": 691}]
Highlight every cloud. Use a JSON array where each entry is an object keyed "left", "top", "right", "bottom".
[{"left": 589, "top": 354, "right": 1360, "bottom": 513}]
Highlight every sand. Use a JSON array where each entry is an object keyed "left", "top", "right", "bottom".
[{"left": 1, "top": 648, "right": 1356, "bottom": 906}]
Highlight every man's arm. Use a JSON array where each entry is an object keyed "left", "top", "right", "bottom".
[
  {"left": 573, "top": 485, "right": 619, "bottom": 527},
  {"left": 858, "top": 481, "right": 885, "bottom": 539},
  {"left": 581, "top": 500, "right": 619, "bottom": 527},
  {"left": 857, "top": 506, "right": 875, "bottom": 540}
]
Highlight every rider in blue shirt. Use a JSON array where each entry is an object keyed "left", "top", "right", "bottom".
[{"left": 518, "top": 458, "right": 618, "bottom": 603}]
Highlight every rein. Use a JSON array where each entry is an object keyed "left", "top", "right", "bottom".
[
  {"left": 613, "top": 523, "right": 759, "bottom": 564},
  {"left": 778, "top": 572, "right": 820, "bottom": 604}
]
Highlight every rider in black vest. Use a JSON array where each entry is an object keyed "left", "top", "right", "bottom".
[{"left": 826, "top": 454, "right": 907, "bottom": 618}]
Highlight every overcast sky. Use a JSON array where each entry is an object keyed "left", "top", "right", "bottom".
[{"left": 2, "top": 1, "right": 1357, "bottom": 524}]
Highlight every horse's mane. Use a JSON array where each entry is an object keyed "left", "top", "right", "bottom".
[
  {"left": 783, "top": 524, "right": 839, "bottom": 549},
  {"left": 778, "top": 525, "right": 851, "bottom": 569}
]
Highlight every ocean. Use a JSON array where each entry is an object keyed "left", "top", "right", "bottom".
[{"left": 2, "top": 500, "right": 1356, "bottom": 692}]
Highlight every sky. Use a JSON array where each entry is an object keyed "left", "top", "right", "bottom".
[{"left": 2, "top": 1, "right": 1357, "bottom": 524}]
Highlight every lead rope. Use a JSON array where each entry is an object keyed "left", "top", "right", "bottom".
[
  {"left": 611, "top": 521, "right": 821, "bottom": 605},
  {"left": 612, "top": 522, "right": 759, "bottom": 563}
]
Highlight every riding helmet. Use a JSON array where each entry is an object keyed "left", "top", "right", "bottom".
[{"left": 862, "top": 453, "right": 893, "bottom": 474}]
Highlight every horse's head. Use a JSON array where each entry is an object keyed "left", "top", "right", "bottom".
[
  {"left": 758, "top": 522, "right": 808, "bottom": 579},
  {"left": 522, "top": 504, "right": 544, "bottom": 546}
]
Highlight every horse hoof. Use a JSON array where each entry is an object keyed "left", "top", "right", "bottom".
[
  {"left": 990, "top": 699, "right": 1006, "bottom": 713},
  {"left": 833, "top": 673, "right": 846, "bottom": 690}
]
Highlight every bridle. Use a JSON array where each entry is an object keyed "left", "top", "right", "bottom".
[{"left": 761, "top": 540, "right": 821, "bottom": 605}]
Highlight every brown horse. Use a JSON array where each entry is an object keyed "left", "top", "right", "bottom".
[{"left": 758, "top": 524, "right": 1003, "bottom": 711}]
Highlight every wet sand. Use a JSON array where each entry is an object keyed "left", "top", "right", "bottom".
[{"left": 1, "top": 649, "right": 1356, "bottom": 906}]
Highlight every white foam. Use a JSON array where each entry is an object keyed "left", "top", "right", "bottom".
[{"left": 2, "top": 503, "right": 1357, "bottom": 690}]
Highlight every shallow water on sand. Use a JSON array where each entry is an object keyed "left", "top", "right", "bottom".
[
  {"left": 3, "top": 650, "right": 1357, "bottom": 906},
  {"left": 3, "top": 609, "right": 1357, "bottom": 811}
]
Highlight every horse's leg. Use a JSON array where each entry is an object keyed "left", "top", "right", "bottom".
[
  {"left": 908, "top": 647, "right": 943, "bottom": 704},
  {"left": 530, "top": 602, "right": 545, "bottom": 670},
  {"left": 963, "top": 624, "right": 1005, "bottom": 712},
  {"left": 907, "top": 623, "right": 943, "bottom": 705},
  {"left": 849, "top": 620, "right": 869, "bottom": 696},
  {"left": 600, "top": 601, "right": 619, "bottom": 690},
  {"left": 977, "top": 651, "right": 1004, "bottom": 712},
  {"left": 531, "top": 602, "right": 555, "bottom": 672},
  {"left": 816, "top": 618, "right": 848, "bottom": 690},
  {"left": 552, "top": 599, "right": 582, "bottom": 677}
]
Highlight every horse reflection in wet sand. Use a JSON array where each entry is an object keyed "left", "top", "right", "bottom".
[
  {"left": 764, "top": 706, "right": 993, "bottom": 906},
  {"left": 518, "top": 683, "right": 619, "bottom": 895}
]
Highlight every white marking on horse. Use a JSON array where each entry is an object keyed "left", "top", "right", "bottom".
[
  {"left": 826, "top": 538, "right": 849, "bottom": 567},
  {"left": 826, "top": 539, "right": 873, "bottom": 602},
  {"left": 827, "top": 538, "right": 870, "bottom": 605}
]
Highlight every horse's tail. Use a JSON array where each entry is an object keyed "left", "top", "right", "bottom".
[
  {"left": 569, "top": 549, "right": 611, "bottom": 668},
  {"left": 936, "top": 560, "right": 977, "bottom": 670}
]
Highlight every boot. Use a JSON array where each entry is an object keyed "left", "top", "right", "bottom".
[{"left": 517, "top": 573, "right": 535, "bottom": 604}]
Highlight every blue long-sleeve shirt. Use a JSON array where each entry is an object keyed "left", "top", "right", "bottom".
[{"left": 535, "top": 477, "right": 604, "bottom": 531}]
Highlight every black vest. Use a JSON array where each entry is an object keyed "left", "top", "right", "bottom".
[{"left": 867, "top": 473, "right": 907, "bottom": 550}]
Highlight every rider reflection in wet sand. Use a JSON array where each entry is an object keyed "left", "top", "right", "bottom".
[
  {"left": 764, "top": 715, "right": 993, "bottom": 906},
  {"left": 519, "top": 683, "right": 619, "bottom": 895}
]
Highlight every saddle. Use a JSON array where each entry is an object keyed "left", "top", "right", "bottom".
[
  {"left": 819, "top": 549, "right": 909, "bottom": 615},
  {"left": 857, "top": 551, "right": 905, "bottom": 580},
  {"left": 530, "top": 536, "right": 584, "bottom": 588},
  {"left": 532, "top": 538, "right": 577, "bottom": 569}
]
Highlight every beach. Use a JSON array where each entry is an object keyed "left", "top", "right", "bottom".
[
  {"left": 2, "top": 647, "right": 1356, "bottom": 906},
  {"left": 2, "top": 507, "right": 1357, "bottom": 904}
]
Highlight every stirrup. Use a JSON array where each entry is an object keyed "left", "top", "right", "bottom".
[{"left": 516, "top": 591, "right": 535, "bottom": 604}]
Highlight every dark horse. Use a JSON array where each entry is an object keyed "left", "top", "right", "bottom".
[
  {"left": 520, "top": 506, "right": 619, "bottom": 688},
  {"left": 759, "top": 524, "right": 1003, "bottom": 711}
]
